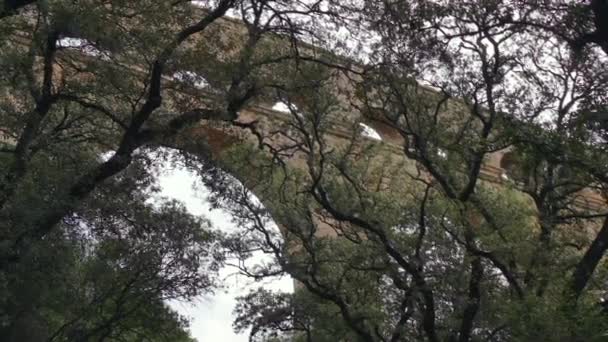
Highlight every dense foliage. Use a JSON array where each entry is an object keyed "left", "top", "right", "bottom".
[
  {"left": 2, "top": 156, "right": 214, "bottom": 341},
  {"left": 2, "top": 1, "right": 608, "bottom": 341},
  {"left": 202, "top": 1, "right": 608, "bottom": 341},
  {"left": 0, "top": 0, "right": 337, "bottom": 340}
]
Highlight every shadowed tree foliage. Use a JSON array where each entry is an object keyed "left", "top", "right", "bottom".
[
  {"left": 177, "top": 1, "right": 608, "bottom": 341},
  {"left": 3, "top": 1, "right": 608, "bottom": 341},
  {"left": 1, "top": 155, "right": 214, "bottom": 341},
  {"left": 0, "top": 0, "right": 344, "bottom": 340}
]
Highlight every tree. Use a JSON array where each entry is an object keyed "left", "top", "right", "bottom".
[
  {"left": 0, "top": 0, "right": 341, "bottom": 340},
  {"left": 3, "top": 1, "right": 608, "bottom": 341},
  {"left": 1, "top": 155, "right": 211, "bottom": 341},
  {"left": 185, "top": 1, "right": 608, "bottom": 341},
  {"left": 0, "top": 0, "right": 340, "bottom": 265}
]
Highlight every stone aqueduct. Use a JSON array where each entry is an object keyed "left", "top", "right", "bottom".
[
  {"left": 182, "top": 90, "right": 606, "bottom": 227},
  {"left": 3, "top": 7, "right": 606, "bottom": 236},
  {"left": 167, "top": 17, "right": 607, "bottom": 222}
]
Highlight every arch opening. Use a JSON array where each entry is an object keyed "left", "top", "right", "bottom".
[{"left": 147, "top": 147, "right": 293, "bottom": 341}]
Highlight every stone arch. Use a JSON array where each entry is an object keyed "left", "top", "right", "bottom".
[
  {"left": 499, "top": 149, "right": 524, "bottom": 182},
  {"left": 359, "top": 119, "right": 405, "bottom": 146}
]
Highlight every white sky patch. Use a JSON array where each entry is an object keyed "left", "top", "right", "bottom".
[
  {"left": 437, "top": 148, "right": 447, "bottom": 159},
  {"left": 272, "top": 101, "right": 306, "bottom": 120},
  {"left": 190, "top": 0, "right": 242, "bottom": 20},
  {"left": 359, "top": 122, "right": 382, "bottom": 141},
  {"left": 173, "top": 71, "right": 210, "bottom": 89},
  {"left": 152, "top": 155, "right": 293, "bottom": 342},
  {"left": 271, "top": 101, "right": 293, "bottom": 113},
  {"left": 58, "top": 37, "right": 110, "bottom": 60},
  {"left": 416, "top": 79, "right": 444, "bottom": 93},
  {"left": 99, "top": 150, "right": 115, "bottom": 162}
]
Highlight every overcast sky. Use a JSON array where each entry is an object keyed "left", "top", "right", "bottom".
[{"left": 154, "top": 159, "right": 293, "bottom": 342}]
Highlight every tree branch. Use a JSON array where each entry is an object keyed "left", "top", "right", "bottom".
[{"left": 571, "top": 216, "right": 608, "bottom": 299}]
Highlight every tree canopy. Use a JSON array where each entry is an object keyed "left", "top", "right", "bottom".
[
  {"left": 2, "top": 1, "right": 608, "bottom": 342},
  {"left": 212, "top": 1, "right": 608, "bottom": 341},
  {"left": 0, "top": 0, "right": 339, "bottom": 340}
]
